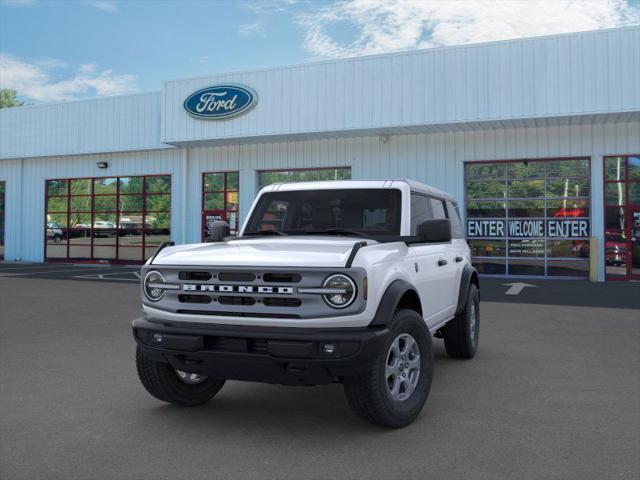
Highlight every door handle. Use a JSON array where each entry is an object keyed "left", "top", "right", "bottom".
[
  {"left": 455, "top": 256, "right": 464, "bottom": 263},
  {"left": 437, "top": 259, "right": 448, "bottom": 267}
]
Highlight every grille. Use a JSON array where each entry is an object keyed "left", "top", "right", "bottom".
[
  {"left": 179, "top": 294, "right": 211, "bottom": 304},
  {"left": 150, "top": 267, "right": 365, "bottom": 320},
  {"left": 179, "top": 271, "right": 212, "bottom": 281},
  {"left": 218, "top": 272, "right": 256, "bottom": 282}
]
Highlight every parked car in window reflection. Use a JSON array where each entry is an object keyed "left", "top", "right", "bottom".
[{"left": 46, "top": 222, "right": 64, "bottom": 243}]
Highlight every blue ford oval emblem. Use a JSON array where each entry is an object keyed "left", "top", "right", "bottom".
[{"left": 183, "top": 84, "right": 257, "bottom": 119}]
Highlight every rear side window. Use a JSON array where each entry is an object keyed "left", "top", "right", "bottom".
[
  {"left": 446, "top": 200, "right": 464, "bottom": 238},
  {"left": 410, "top": 193, "right": 431, "bottom": 234},
  {"left": 429, "top": 198, "right": 447, "bottom": 219}
]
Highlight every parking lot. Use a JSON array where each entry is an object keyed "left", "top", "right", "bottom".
[{"left": 0, "top": 263, "right": 639, "bottom": 480}]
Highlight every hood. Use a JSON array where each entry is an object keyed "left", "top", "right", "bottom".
[{"left": 152, "top": 236, "right": 368, "bottom": 268}]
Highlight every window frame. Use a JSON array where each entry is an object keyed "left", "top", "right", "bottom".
[
  {"left": 602, "top": 154, "right": 640, "bottom": 281},
  {"left": 464, "top": 157, "right": 592, "bottom": 278},
  {"left": 201, "top": 171, "right": 240, "bottom": 240},
  {"left": 44, "top": 174, "right": 171, "bottom": 263}
]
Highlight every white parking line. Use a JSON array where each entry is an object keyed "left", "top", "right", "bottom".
[
  {"left": 72, "top": 271, "right": 140, "bottom": 282},
  {"left": 0, "top": 268, "right": 139, "bottom": 277}
]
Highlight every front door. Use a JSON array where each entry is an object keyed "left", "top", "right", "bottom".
[{"left": 630, "top": 208, "right": 640, "bottom": 280}]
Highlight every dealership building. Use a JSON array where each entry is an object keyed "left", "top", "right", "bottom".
[{"left": 1, "top": 26, "right": 639, "bottom": 281}]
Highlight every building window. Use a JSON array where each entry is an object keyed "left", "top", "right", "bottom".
[
  {"left": 202, "top": 171, "right": 239, "bottom": 240},
  {"left": 465, "top": 158, "right": 591, "bottom": 277},
  {"left": 603, "top": 155, "right": 640, "bottom": 280},
  {"left": 45, "top": 175, "right": 171, "bottom": 263},
  {"left": 0, "top": 181, "right": 5, "bottom": 260},
  {"left": 257, "top": 167, "right": 351, "bottom": 190}
]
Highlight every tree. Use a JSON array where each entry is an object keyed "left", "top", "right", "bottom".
[{"left": 0, "top": 89, "right": 24, "bottom": 109}]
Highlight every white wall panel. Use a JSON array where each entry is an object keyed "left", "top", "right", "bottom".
[
  {"left": 0, "top": 149, "right": 182, "bottom": 262},
  {"left": 0, "top": 92, "right": 168, "bottom": 160},
  {"left": 1, "top": 118, "right": 638, "bottom": 280},
  {"left": 180, "top": 120, "right": 639, "bottom": 281},
  {"left": 163, "top": 27, "right": 640, "bottom": 145}
]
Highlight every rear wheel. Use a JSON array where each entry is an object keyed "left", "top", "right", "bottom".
[
  {"left": 136, "top": 347, "right": 225, "bottom": 406},
  {"left": 343, "top": 309, "right": 434, "bottom": 428},
  {"left": 443, "top": 284, "right": 479, "bottom": 359}
]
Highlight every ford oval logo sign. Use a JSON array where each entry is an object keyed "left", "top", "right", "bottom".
[{"left": 183, "top": 84, "right": 257, "bottom": 119}]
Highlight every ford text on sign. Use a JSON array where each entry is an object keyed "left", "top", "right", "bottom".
[
  {"left": 184, "top": 84, "right": 257, "bottom": 119},
  {"left": 466, "top": 219, "right": 589, "bottom": 238}
]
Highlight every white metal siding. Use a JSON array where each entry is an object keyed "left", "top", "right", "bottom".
[
  {"left": 0, "top": 149, "right": 183, "bottom": 262},
  {"left": 1, "top": 120, "right": 638, "bottom": 280},
  {"left": 0, "top": 92, "right": 168, "bottom": 160},
  {"left": 162, "top": 27, "right": 640, "bottom": 144}
]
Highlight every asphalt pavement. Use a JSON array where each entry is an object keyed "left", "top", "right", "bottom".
[{"left": 0, "top": 265, "right": 638, "bottom": 480}]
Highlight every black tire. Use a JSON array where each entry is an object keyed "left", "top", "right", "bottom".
[
  {"left": 443, "top": 284, "right": 479, "bottom": 359},
  {"left": 136, "top": 347, "right": 225, "bottom": 406},
  {"left": 343, "top": 309, "right": 434, "bottom": 428}
]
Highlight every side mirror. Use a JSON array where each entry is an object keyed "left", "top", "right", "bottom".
[
  {"left": 207, "top": 221, "right": 230, "bottom": 242},
  {"left": 413, "top": 219, "right": 452, "bottom": 243}
]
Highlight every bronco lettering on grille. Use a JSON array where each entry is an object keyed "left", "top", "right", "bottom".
[{"left": 182, "top": 284, "right": 294, "bottom": 294}]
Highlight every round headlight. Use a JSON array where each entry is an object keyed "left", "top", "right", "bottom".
[
  {"left": 143, "top": 270, "right": 166, "bottom": 302},
  {"left": 322, "top": 274, "right": 356, "bottom": 309}
]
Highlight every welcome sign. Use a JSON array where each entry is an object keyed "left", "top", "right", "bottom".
[
  {"left": 467, "top": 219, "right": 589, "bottom": 239},
  {"left": 184, "top": 84, "right": 257, "bottom": 119}
]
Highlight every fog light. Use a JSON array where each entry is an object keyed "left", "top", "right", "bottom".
[
  {"left": 152, "top": 333, "right": 164, "bottom": 344},
  {"left": 323, "top": 343, "right": 336, "bottom": 354}
]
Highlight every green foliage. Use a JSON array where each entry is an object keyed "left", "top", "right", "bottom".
[{"left": 0, "top": 89, "right": 24, "bottom": 109}]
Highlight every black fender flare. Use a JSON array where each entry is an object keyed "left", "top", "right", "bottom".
[
  {"left": 369, "top": 279, "right": 420, "bottom": 327},
  {"left": 455, "top": 264, "right": 480, "bottom": 315}
]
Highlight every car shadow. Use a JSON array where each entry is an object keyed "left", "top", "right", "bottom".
[{"left": 133, "top": 343, "right": 464, "bottom": 437}]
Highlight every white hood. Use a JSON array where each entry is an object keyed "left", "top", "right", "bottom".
[{"left": 152, "top": 237, "right": 367, "bottom": 267}]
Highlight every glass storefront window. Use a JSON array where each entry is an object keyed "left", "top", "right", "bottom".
[
  {"left": 547, "top": 159, "right": 589, "bottom": 178},
  {"left": 507, "top": 161, "right": 545, "bottom": 179},
  {"left": 604, "top": 157, "right": 626, "bottom": 181},
  {"left": 507, "top": 179, "right": 544, "bottom": 198},
  {"left": 603, "top": 155, "right": 640, "bottom": 280},
  {"left": 45, "top": 175, "right": 171, "bottom": 263},
  {"left": 468, "top": 240, "right": 506, "bottom": 257},
  {"left": 546, "top": 179, "right": 590, "bottom": 198},
  {"left": 202, "top": 171, "right": 240, "bottom": 239},
  {"left": 605, "top": 183, "right": 625, "bottom": 206},
  {"left": 466, "top": 181, "right": 506, "bottom": 199},
  {"left": 629, "top": 156, "right": 640, "bottom": 180},
  {"left": 507, "top": 200, "right": 545, "bottom": 218},
  {"left": 465, "top": 158, "right": 590, "bottom": 277},
  {"left": 465, "top": 163, "right": 505, "bottom": 180}
]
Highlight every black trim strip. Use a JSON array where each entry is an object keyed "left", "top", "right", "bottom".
[
  {"left": 149, "top": 241, "right": 175, "bottom": 265},
  {"left": 346, "top": 241, "right": 368, "bottom": 268}
]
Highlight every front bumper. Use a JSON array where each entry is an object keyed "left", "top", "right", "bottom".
[{"left": 133, "top": 317, "right": 389, "bottom": 386}]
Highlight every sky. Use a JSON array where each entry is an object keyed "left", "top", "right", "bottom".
[{"left": 1, "top": 0, "right": 639, "bottom": 104}]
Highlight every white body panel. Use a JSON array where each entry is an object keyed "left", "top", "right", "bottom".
[{"left": 147, "top": 180, "right": 468, "bottom": 330}]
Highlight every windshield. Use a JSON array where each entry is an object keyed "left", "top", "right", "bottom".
[{"left": 244, "top": 189, "right": 402, "bottom": 238}]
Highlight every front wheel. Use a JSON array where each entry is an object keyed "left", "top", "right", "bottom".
[
  {"left": 343, "top": 309, "right": 434, "bottom": 428},
  {"left": 443, "top": 284, "right": 480, "bottom": 359},
  {"left": 136, "top": 347, "right": 225, "bottom": 406}
]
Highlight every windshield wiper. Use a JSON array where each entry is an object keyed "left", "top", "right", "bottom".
[
  {"left": 301, "top": 229, "right": 369, "bottom": 238},
  {"left": 243, "top": 229, "right": 287, "bottom": 236}
]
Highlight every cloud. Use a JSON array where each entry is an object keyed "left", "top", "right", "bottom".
[
  {"left": 238, "top": 19, "right": 266, "bottom": 36},
  {"left": 83, "top": 0, "right": 118, "bottom": 12},
  {"left": 0, "top": 53, "right": 138, "bottom": 103},
  {"left": 242, "top": 0, "right": 299, "bottom": 15},
  {"left": 297, "top": 0, "right": 640, "bottom": 58}
]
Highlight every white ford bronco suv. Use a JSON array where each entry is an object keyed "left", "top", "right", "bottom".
[{"left": 133, "top": 180, "right": 479, "bottom": 428}]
